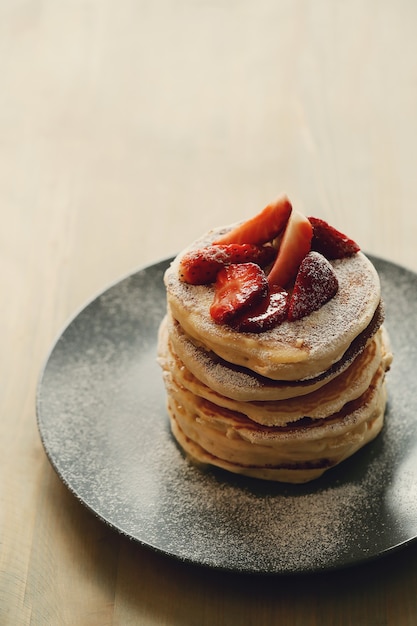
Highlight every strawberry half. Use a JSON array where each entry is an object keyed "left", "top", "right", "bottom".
[
  {"left": 267, "top": 211, "right": 313, "bottom": 288},
  {"left": 232, "top": 286, "right": 289, "bottom": 333},
  {"left": 179, "top": 243, "right": 276, "bottom": 285},
  {"left": 288, "top": 251, "right": 339, "bottom": 321},
  {"left": 309, "top": 217, "right": 360, "bottom": 259},
  {"left": 210, "top": 262, "right": 268, "bottom": 325},
  {"left": 213, "top": 196, "right": 292, "bottom": 246}
]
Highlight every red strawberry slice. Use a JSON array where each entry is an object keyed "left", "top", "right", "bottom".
[
  {"left": 214, "top": 196, "right": 292, "bottom": 246},
  {"left": 267, "top": 211, "right": 313, "bottom": 288},
  {"left": 179, "top": 243, "right": 276, "bottom": 285},
  {"left": 210, "top": 262, "right": 268, "bottom": 325},
  {"left": 288, "top": 251, "right": 339, "bottom": 321},
  {"left": 232, "top": 286, "right": 289, "bottom": 333},
  {"left": 308, "top": 217, "right": 360, "bottom": 259}
]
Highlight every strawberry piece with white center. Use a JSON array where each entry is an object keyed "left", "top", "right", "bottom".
[
  {"left": 309, "top": 217, "right": 360, "bottom": 259},
  {"left": 214, "top": 196, "right": 292, "bottom": 246},
  {"left": 232, "top": 286, "right": 289, "bottom": 333},
  {"left": 288, "top": 251, "right": 339, "bottom": 321},
  {"left": 179, "top": 243, "right": 276, "bottom": 285},
  {"left": 210, "top": 262, "right": 269, "bottom": 325},
  {"left": 267, "top": 211, "right": 313, "bottom": 288}
]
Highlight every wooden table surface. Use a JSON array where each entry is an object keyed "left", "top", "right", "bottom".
[{"left": 2, "top": 1, "right": 417, "bottom": 623}]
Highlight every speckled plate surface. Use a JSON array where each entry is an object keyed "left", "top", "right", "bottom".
[{"left": 37, "top": 256, "right": 417, "bottom": 575}]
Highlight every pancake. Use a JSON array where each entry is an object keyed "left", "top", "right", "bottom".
[
  {"left": 158, "top": 320, "right": 391, "bottom": 426},
  {"left": 158, "top": 204, "right": 392, "bottom": 483},
  {"left": 164, "top": 305, "right": 385, "bottom": 402},
  {"left": 165, "top": 228, "right": 381, "bottom": 381},
  {"left": 165, "top": 365, "right": 387, "bottom": 483}
]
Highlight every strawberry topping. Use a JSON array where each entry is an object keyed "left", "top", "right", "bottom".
[
  {"left": 267, "top": 211, "right": 313, "bottom": 288},
  {"left": 288, "top": 251, "right": 339, "bottom": 321},
  {"left": 178, "top": 196, "right": 360, "bottom": 332},
  {"left": 309, "top": 217, "right": 360, "bottom": 259},
  {"left": 232, "top": 287, "right": 289, "bottom": 333},
  {"left": 179, "top": 243, "right": 276, "bottom": 285},
  {"left": 214, "top": 196, "right": 292, "bottom": 246},
  {"left": 210, "top": 263, "right": 269, "bottom": 325}
]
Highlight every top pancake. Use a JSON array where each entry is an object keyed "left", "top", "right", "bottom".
[{"left": 165, "top": 226, "right": 382, "bottom": 381}]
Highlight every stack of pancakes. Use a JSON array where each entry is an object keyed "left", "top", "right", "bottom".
[{"left": 158, "top": 227, "right": 392, "bottom": 483}]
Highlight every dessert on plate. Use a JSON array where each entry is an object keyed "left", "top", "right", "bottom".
[{"left": 158, "top": 196, "right": 392, "bottom": 483}]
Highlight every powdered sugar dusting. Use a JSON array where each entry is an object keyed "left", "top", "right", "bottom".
[
  {"left": 120, "top": 421, "right": 372, "bottom": 573},
  {"left": 165, "top": 227, "right": 381, "bottom": 380}
]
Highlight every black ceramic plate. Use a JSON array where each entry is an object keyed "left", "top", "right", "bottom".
[{"left": 37, "top": 256, "right": 417, "bottom": 575}]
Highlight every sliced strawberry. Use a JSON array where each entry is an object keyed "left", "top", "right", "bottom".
[
  {"left": 213, "top": 196, "right": 292, "bottom": 246},
  {"left": 267, "top": 211, "right": 313, "bottom": 288},
  {"left": 210, "top": 263, "right": 268, "bottom": 325},
  {"left": 232, "top": 286, "right": 289, "bottom": 333},
  {"left": 179, "top": 243, "right": 276, "bottom": 285},
  {"left": 288, "top": 251, "right": 339, "bottom": 321},
  {"left": 309, "top": 217, "right": 360, "bottom": 259}
]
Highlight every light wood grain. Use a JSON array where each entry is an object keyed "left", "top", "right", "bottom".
[{"left": 2, "top": 1, "right": 417, "bottom": 623}]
